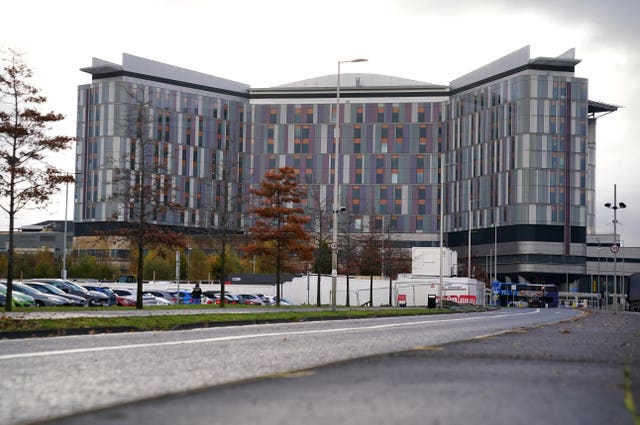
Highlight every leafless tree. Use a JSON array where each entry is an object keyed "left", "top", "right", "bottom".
[
  {"left": 0, "top": 50, "right": 74, "bottom": 311},
  {"left": 101, "top": 83, "right": 185, "bottom": 308}
]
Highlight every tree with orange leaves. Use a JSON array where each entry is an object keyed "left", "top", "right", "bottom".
[{"left": 243, "top": 167, "right": 314, "bottom": 305}]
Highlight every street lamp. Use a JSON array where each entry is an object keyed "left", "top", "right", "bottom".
[
  {"left": 596, "top": 238, "right": 602, "bottom": 307},
  {"left": 62, "top": 179, "right": 69, "bottom": 281},
  {"left": 604, "top": 184, "right": 626, "bottom": 312},
  {"left": 438, "top": 159, "right": 457, "bottom": 308},
  {"left": 61, "top": 174, "right": 77, "bottom": 281},
  {"left": 331, "top": 58, "right": 367, "bottom": 311},
  {"left": 468, "top": 198, "right": 479, "bottom": 281}
]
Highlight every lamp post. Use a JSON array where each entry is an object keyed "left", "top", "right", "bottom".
[
  {"left": 467, "top": 198, "right": 479, "bottom": 281},
  {"left": 493, "top": 207, "right": 498, "bottom": 283},
  {"left": 61, "top": 179, "right": 69, "bottom": 281},
  {"left": 604, "top": 184, "right": 626, "bottom": 312},
  {"left": 596, "top": 238, "right": 601, "bottom": 307},
  {"left": 331, "top": 58, "right": 367, "bottom": 311},
  {"left": 438, "top": 157, "right": 449, "bottom": 308}
]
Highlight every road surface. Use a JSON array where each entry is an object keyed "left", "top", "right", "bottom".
[{"left": 2, "top": 308, "right": 636, "bottom": 425}]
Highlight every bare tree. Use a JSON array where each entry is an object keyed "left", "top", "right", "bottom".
[
  {"left": 305, "top": 184, "right": 331, "bottom": 306},
  {"left": 0, "top": 50, "right": 74, "bottom": 311},
  {"left": 203, "top": 145, "right": 244, "bottom": 308},
  {"left": 102, "top": 84, "right": 185, "bottom": 308}
]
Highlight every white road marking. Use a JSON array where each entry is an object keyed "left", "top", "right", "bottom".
[{"left": 0, "top": 310, "right": 542, "bottom": 361}]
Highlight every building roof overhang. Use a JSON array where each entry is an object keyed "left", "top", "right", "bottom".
[{"left": 588, "top": 100, "right": 620, "bottom": 118}]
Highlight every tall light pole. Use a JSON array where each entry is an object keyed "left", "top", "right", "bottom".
[
  {"left": 596, "top": 238, "right": 601, "bottom": 307},
  {"left": 493, "top": 207, "right": 498, "bottom": 283},
  {"left": 439, "top": 157, "right": 449, "bottom": 308},
  {"left": 605, "top": 186, "right": 626, "bottom": 311},
  {"left": 331, "top": 58, "right": 367, "bottom": 311},
  {"left": 604, "top": 184, "right": 626, "bottom": 312},
  {"left": 61, "top": 179, "right": 69, "bottom": 281},
  {"left": 468, "top": 198, "right": 479, "bottom": 281}
]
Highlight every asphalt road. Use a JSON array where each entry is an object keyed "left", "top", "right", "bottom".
[{"left": 1, "top": 308, "right": 637, "bottom": 425}]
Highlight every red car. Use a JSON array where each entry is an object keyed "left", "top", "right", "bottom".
[{"left": 115, "top": 294, "right": 136, "bottom": 307}]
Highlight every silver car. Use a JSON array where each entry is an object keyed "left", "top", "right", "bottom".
[
  {"left": 25, "top": 282, "right": 88, "bottom": 306},
  {"left": 9, "top": 282, "right": 70, "bottom": 307}
]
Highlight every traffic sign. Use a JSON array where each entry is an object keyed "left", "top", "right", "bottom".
[
  {"left": 610, "top": 244, "right": 620, "bottom": 253},
  {"left": 330, "top": 242, "right": 338, "bottom": 250}
]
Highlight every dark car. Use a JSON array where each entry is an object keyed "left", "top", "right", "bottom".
[
  {"left": 82, "top": 285, "right": 117, "bottom": 306},
  {"left": 25, "top": 282, "right": 88, "bottom": 306},
  {"left": 28, "top": 279, "right": 108, "bottom": 306}
]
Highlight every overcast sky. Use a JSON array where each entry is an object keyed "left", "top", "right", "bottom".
[{"left": 1, "top": 0, "right": 638, "bottom": 245}]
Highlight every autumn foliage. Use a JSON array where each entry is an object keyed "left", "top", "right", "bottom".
[{"left": 243, "top": 167, "right": 314, "bottom": 304}]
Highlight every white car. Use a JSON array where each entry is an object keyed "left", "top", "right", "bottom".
[
  {"left": 146, "top": 293, "right": 172, "bottom": 305},
  {"left": 111, "top": 288, "right": 161, "bottom": 306}
]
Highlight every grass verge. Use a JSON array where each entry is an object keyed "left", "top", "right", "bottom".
[{"left": 0, "top": 307, "right": 466, "bottom": 338}]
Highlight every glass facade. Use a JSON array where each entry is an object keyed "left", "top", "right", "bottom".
[
  {"left": 75, "top": 48, "right": 610, "bottom": 284},
  {"left": 76, "top": 79, "right": 248, "bottom": 231}
]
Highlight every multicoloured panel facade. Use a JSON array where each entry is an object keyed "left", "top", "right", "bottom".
[{"left": 75, "top": 47, "right": 615, "bottom": 286}]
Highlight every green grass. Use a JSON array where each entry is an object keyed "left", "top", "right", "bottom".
[{"left": 0, "top": 306, "right": 458, "bottom": 336}]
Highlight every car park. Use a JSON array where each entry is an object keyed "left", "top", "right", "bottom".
[
  {"left": 24, "top": 282, "right": 88, "bottom": 306},
  {"left": 28, "top": 279, "right": 109, "bottom": 306},
  {"left": 8, "top": 282, "right": 70, "bottom": 307}
]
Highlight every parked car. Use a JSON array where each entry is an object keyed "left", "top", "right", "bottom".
[
  {"left": 24, "top": 282, "right": 87, "bottom": 306},
  {"left": 144, "top": 290, "right": 178, "bottom": 304},
  {"left": 237, "top": 294, "right": 264, "bottom": 305},
  {"left": 202, "top": 291, "right": 239, "bottom": 305},
  {"left": 271, "top": 296, "right": 295, "bottom": 306},
  {"left": 111, "top": 288, "right": 160, "bottom": 306},
  {"left": 114, "top": 294, "right": 136, "bottom": 307},
  {"left": 145, "top": 293, "right": 173, "bottom": 305},
  {"left": 0, "top": 285, "right": 36, "bottom": 307},
  {"left": 27, "top": 279, "right": 108, "bottom": 306},
  {"left": 9, "top": 282, "right": 70, "bottom": 307},
  {"left": 169, "top": 290, "right": 198, "bottom": 304},
  {"left": 256, "top": 294, "right": 272, "bottom": 305},
  {"left": 82, "top": 285, "right": 117, "bottom": 306}
]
